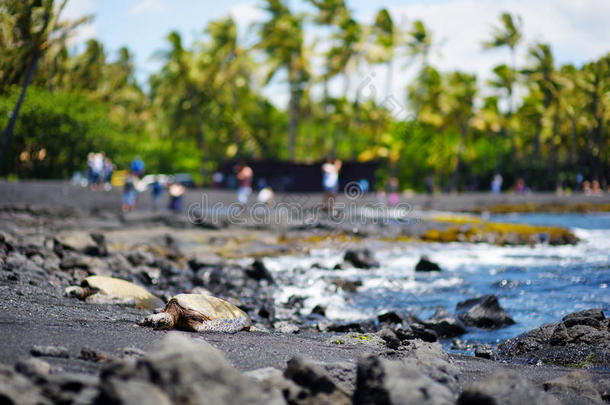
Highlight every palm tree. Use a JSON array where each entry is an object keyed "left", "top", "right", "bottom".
[
  {"left": 483, "top": 12, "right": 522, "bottom": 114},
  {"left": 406, "top": 20, "right": 432, "bottom": 67},
  {"left": 257, "top": 0, "right": 309, "bottom": 160},
  {"left": 445, "top": 71, "right": 477, "bottom": 190},
  {"left": 580, "top": 55, "right": 609, "bottom": 184},
  {"left": 0, "top": 0, "right": 89, "bottom": 172},
  {"left": 523, "top": 43, "right": 560, "bottom": 159},
  {"left": 405, "top": 20, "right": 433, "bottom": 121},
  {"left": 368, "top": 8, "right": 398, "bottom": 97}
]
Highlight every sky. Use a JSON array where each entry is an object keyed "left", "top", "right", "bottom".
[{"left": 63, "top": 0, "right": 610, "bottom": 109}]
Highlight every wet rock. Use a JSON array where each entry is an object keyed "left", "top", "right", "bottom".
[
  {"left": 395, "top": 323, "right": 438, "bottom": 343},
  {"left": 562, "top": 308, "right": 605, "bottom": 328},
  {"left": 98, "top": 333, "right": 284, "bottom": 405},
  {"left": 245, "top": 259, "right": 275, "bottom": 284},
  {"left": 497, "top": 309, "right": 610, "bottom": 368},
  {"left": 311, "top": 305, "right": 326, "bottom": 316},
  {"left": 0, "top": 364, "right": 50, "bottom": 405},
  {"left": 377, "top": 311, "right": 403, "bottom": 326},
  {"left": 331, "top": 278, "right": 362, "bottom": 292},
  {"left": 549, "top": 322, "right": 569, "bottom": 346},
  {"left": 474, "top": 344, "right": 494, "bottom": 360},
  {"left": 325, "top": 320, "right": 377, "bottom": 334},
  {"left": 422, "top": 307, "right": 467, "bottom": 338},
  {"left": 31, "top": 345, "right": 69, "bottom": 358},
  {"left": 543, "top": 371, "right": 604, "bottom": 405},
  {"left": 353, "top": 354, "right": 454, "bottom": 405},
  {"left": 377, "top": 328, "right": 400, "bottom": 349},
  {"left": 457, "top": 371, "right": 559, "bottom": 405},
  {"left": 415, "top": 256, "right": 441, "bottom": 272},
  {"left": 278, "top": 357, "right": 351, "bottom": 405},
  {"left": 343, "top": 249, "right": 379, "bottom": 269},
  {"left": 456, "top": 294, "right": 515, "bottom": 329}
]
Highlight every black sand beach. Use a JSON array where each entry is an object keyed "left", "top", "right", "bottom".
[{"left": 1, "top": 181, "right": 609, "bottom": 404}]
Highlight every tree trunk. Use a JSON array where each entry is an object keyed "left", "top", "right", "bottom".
[
  {"left": 0, "top": 54, "right": 40, "bottom": 174},
  {"left": 385, "top": 59, "right": 393, "bottom": 100},
  {"left": 288, "top": 78, "right": 298, "bottom": 160}
]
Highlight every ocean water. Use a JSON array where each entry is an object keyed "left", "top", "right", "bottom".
[{"left": 261, "top": 213, "right": 610, "bottom": 351}]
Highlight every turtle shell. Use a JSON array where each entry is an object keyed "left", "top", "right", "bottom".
[
  {"left": 170, "top": 294, "right": 251, "bottom": 332},
  {"left": 83, "top": 276, "right": 162, "bottom": 310}
]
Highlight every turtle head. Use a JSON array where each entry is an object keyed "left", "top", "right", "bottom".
[
  {"left": 64, "top": 286, "right": 86, "bottom": 299},
  {"left": 147, "top": 312, "right": 175, "bottom": 330}
]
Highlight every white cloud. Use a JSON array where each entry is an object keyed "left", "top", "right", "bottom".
[{"left": 129, "top": 0, "right": 167, "bottom": 16}]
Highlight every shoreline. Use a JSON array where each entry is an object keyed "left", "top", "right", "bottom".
[{"left": 1, "top": 181, "right": 609, "bottom": 404}]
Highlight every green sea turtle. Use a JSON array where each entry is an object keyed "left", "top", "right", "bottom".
[
  {"left": 64, "top": 275, "right": 163, "bottom": 310},
  {"left": 141, "top": 293, "right": 251, "bottom": 333}
]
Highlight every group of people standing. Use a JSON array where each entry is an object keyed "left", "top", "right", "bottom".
[{"left": 87, "top": 152, "right": 114, "bottom": 191}]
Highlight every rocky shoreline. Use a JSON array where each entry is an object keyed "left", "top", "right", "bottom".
[{"left": 1, "top": 188, "right": 610, "bottom": 404}]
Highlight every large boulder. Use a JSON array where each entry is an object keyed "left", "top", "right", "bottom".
[
  {"left": 422, "top": 307, "right": 467, "bottom": 338},
  {"left": 353, "top": 354, "right": 454, "bottom": 405},
  {"left": 456, "top": 295, "right": 515, "bottom": 329},
  {"left": 457, "top": 371, "right": 559, "bottom": 405},
  {"left": 97, "top": 333, "right": 285, "bottom": 405},
  {"left": 343, "top": 249, "right": 379, "bottom": 269},
  {"left": 498, "top": 308, "right": 610, "bottom": 368}
]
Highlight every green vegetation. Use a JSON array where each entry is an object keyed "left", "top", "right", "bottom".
[{"left": 1, "top": 0, "right": 608, "bottom": 189}]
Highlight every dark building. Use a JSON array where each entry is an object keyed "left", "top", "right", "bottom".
[{"left": 218, "top": 160, "right": 381, "bottom": 192}]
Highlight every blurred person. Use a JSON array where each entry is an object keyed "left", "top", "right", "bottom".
[
  {"left": 90, "top": 152, "right": 104, "bottom": 191},
  {"left": 515, "top": 178, "right": 526, "bottom": 194},
  {"left": 151, "top": 176, "right": 163, "bottom": 211},
  {"left": 257, "top": 186, "right": 275, "bottom": 205},
  {"left": 322, "top": 157, "right": 342, "bottom": 211},
  {"left": 87, "top": 152, "right": 95, "bottom": 187},
  {"left": 103, "top": 157, "right": 114, "bottom": 191},
  {"left": 583, "top": 180, "right": 591, "bottom": 195},
  {"left": 236, "top": 161, "right": 253, "bottom": 209},
  {"left": 388, "top": 177, "right": 400, "bottom": 207},
  {"left": 122, "top": 172, "right": 138, "bottom": 212},
  {"left": 212, "top": 171, "right": 224, "bottom": 188},
  {"left": 591, "top": 180, "right": 603, "bottom": 196},
  {"left": 358, "top": 179, "right": 370, "bottom": 194},
  {"left": 491, "top": 173, "right": 503, "bottom": 195},
  {"left": 168, "top": 183, "right": 185, "bottom": 212},
  {"left": 425, "top": 174, "right": 435, "bottom": 209},
  {"left": 130, "top": 156, "right": 145, "bottom": 178}
]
